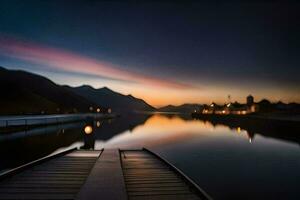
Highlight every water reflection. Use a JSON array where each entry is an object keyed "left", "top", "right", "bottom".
[
  {"left": 0, "top": 122, "right": 85, "bottom": 173},
  {"left": 193, "top": 116, "right": 300, "bottom": 146},
  {"left": 94, "top": 114, "right": 300, "bottom": 149},
  {"left": 0, "top": 113, "right": 299, "bottom": 199},
  {"left": 94, "top": 114, "right": 299, "bottom": 199},
  {"left": 0, "top": 114, "right": 150, "bottom": 172},
  {"left": 96, "top": 121, "right": 101, "bottom": 127}
]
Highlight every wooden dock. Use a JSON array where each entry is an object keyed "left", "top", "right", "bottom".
[{"left": 0, "top": 148, "right": 212, "bottom": 200}]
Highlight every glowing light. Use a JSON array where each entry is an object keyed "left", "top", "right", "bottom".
[
  {"left": 84, "top": 125, "right": 93, "bottom": 134},
  {"left": 222, "top": 110, "right": 226, "bottom": 114},
  {"left": 210, "top": 104, "right": 214, "bottom": 107},
  {"left": 96, "top": 108, "right": 100, "bottom": 113},
  {"left": 108, "top": 108, "right": 112, "bottom": 114},
  {"left": 237, "top": 127, "right": 241, "bottom": 133},
  {"left": 89, "top": 106, "right": 93, "bottom": 111},
  {"left": 227, "top": 103, "right": 231, "bottom": 107},
  {"left": 96, "top": 121, "right": 101, "bottom": 127}
]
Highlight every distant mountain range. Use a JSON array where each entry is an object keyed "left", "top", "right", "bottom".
[
  {"left": 65, "top": 85, "right": 155, "bottom": 113},
  {"left": 158, "top": 104, "right": 203, "bottom": 114},
  {"left": 0, "top": 66, "right": 154, "bottom": 115},
  {"left": 5, "top": 66, "right": 297, "bottom": 116},
  {"left": 0, "top": 67, "right": 98, "bottom": 115}
]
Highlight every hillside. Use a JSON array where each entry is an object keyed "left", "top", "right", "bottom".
[
  {"left": 65, "top": 85, "right": 155, "bottom": 113},
  {"left": 0, "top": 67, "right": 99, "bottom": 115},
  {"left": 158, "top": 104, "right": 203, "bottom": 114}
]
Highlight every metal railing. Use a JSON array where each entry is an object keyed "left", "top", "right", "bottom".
[{"left": 0, "top": 114, "right": 96, "bottom": 128}]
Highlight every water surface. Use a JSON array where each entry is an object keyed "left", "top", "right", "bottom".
[{"left": 0, "top": 113, "right": 299, "bottom": 199}]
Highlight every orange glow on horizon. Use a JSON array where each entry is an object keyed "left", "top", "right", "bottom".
[{"left": 1, "top": 37, "right": 299, "bottom": 107}]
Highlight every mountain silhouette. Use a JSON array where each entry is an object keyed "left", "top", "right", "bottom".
[
  {"left": 158, "top": 104, "right": 203, "bottom": 113},
  {"left": 0, "top": 67, "right": 100, "bottom": 115},
  {"left": 65, "top": 85, "right": 155, "bottom": 113},
  {"left": 0, "top": 66, "right": 155, "bottom": 114}
]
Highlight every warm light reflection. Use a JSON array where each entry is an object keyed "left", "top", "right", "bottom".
[
  {"left": 97, "top": 114, "right": 232, "bottom": 149},
  {"left": 84, "top": 125, "right": 93, "bottom": 134},
  {"left": 96, "top": 121, "right": 101, "bottom": 127},
  {"left": 237, "top": 127, "right": 241, "bottom": 133}
]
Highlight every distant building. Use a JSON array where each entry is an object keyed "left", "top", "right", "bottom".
[
  {"left": 246, "top": 95, "right": 259, "bottom": 113},
  {"left": 250, "top": 104, "right": 259, "bottom": 113},
  {"left": 247, "top": 95, "right": 254, "bottom": 106},
  {"left": 200, "top": 95, "right": 259, "bottom": 115}
]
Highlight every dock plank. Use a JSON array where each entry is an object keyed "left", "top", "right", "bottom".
[
  {"left": 0, "top": 150, "right": 100, "bottom": 200},
  {"left": 121, "top": 150, "right": 208, "bottom": 200},
  {"left": 0, "top": 148, "right": 211, "bottom": 200},
  {"left": 75, "top": 149, "right": 127, "bottom": 200}
]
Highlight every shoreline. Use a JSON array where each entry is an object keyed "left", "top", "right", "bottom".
[
  {"left": 191, "top": 112, "right": 300, "bottom": 122},
  {"left": 0, "top": 113, "right": 116, "bottom": 133},
  {"left": 191, "top": 113, "right": 300, "bottom": 144}
]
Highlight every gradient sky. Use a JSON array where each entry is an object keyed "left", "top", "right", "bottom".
[{"left": 0, "top": 0, "right": 299, "bottom": 107}]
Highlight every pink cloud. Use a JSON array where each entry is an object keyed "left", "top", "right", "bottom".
[{"left": 0, "top": 36, "right": 192, "bottom": 89}]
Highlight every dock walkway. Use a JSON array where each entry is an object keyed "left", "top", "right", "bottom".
[{"left": 0, "top": 149, "right": 211, "bottom": 200}]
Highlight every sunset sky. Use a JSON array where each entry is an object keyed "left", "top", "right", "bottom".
[{"left": 0, "top": 1, "right": 299, "bottom": 107}]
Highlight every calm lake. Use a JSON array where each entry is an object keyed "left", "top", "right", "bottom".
[{"left": 0, "top": 113, "right": 299, "bottom": 199}]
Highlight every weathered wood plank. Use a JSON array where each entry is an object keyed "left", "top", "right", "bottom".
[
  {"left": 128, "top": 190, "right": 194, "bottom": 196},
  {"left": 126, "top": 182, "right": 187, "bottom": 188},
  {"left": 75, "top": 149, "right": 127, "bottom": 200},
  {"left": 0, "top": 150, "right": 100, "bottom": 200},
  {"left": 129, "top": 194, "right": 200, "bottom": 200},
  {"left": 121, "top": 150, "right": 204, "bottom": 200},
  {"left": 0, "top": 193, "right": 75, "bottom": 200}
]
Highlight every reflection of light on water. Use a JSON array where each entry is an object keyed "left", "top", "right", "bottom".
[
  {"left": 84, "top": 125, "right": 93, "bottom": 134},
  {"left": 96, "top": 121, "right": 101, "bottom": 127},
  {"left": 94, "top": 114, "right": 261, "bottom": 149},
  {"left": 247, "top": 133, "right": 253, "bottom": 143},
  {"left": 235, "top": 127, "right": 253, "bottom": 143},
  {"left": 96, "top": 114, "right": 232, "bottom": 149}
]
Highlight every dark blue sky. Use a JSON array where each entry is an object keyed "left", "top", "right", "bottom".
[{"left": 0, "top": 0, "right": 299, "bottom": 106}]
